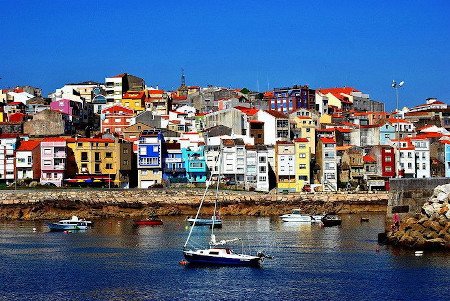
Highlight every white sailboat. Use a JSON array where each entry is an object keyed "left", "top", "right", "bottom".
[{"left": 182, "top": 146, "right": 269, "bottom": 267}]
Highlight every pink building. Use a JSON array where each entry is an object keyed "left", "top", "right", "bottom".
[
  {"left": 40, "top": 137, "right": 67, "bottom": 187},
  {"left": 50, "top": 99, "right": 82, "bottom": 124}
]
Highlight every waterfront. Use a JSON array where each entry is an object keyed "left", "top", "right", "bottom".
[{"left": 0, "top": 213, "right": 448, "bottom": 301}]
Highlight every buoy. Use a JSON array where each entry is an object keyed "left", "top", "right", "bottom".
[
  {"left": 32, "top": 228, "right": 37, "bottom": 232},
  {"left": 415, "top": 251, "right": 423, "bottom": 256},
  {"left": 179, "top": 260, "right": 188, "bottom": 266},
  {"left": 64, "top": 230, "right": 68, "bottom": 234}
]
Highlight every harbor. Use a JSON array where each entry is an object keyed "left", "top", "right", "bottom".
[{"left": 1, "top": 213, "right": 449, "bottom": 300}]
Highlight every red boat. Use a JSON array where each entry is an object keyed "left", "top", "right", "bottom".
[{"left": 134, "top": 217, "right": 163, "bottom": 226}]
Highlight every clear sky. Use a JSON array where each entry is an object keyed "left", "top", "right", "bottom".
[{"left": 1, "top": 0, "right": 449, "bottom": 110}]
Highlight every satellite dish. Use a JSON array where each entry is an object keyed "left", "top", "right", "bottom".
[{"left": 399, "top": 81, "right": 405, "bottom": 87}]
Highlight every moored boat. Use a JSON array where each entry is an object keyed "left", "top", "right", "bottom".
[
  {"left": 280, "top": 209, "right": 324, "bottom": 222},
  {"left": 134, "top": 216, "right": 163, "bottom": 226},
  {"left": 321, "top": 214, "right": 342, "bottom": 227},
  {"left": 183, "top": 247, "right": 264, "bottom": 267},
  {"left": 187, "top": 215, "right": 222, "bottom": 228},
  {"left": 48, "top": 216, "right": 92, "bottom": 232}
]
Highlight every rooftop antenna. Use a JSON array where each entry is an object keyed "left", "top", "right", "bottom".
[
  {"left": 266, "top": 73, "right": 270, "bottom": 91},
  {"left": 256, "top": 71, "right": 260, "bottom": 92},
  {"left": 181, "top": 68, "right": 186, "bottom": 86}
]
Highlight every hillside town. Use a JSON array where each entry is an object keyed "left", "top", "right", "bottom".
[{"left": 0, "top": 72, "right": 449, "bottom": 192}]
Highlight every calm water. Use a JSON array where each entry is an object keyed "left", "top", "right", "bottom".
[{"left": 0, "top": 213, "right": 449, "bottom": 301}]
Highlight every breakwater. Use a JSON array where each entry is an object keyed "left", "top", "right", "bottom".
[{"left": 0, "top": 189, "right": 389, "bottom": 220}]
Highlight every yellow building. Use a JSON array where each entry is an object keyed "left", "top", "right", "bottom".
[
  {"left": 121, "top": 91, "right": 146, "bottom": 112},
  {"left": 275, "top": 141, "right": 296, "bottom": 192},
  {"left": 66, "top": 137, "right": 132, "bottom": 187},
  {"left": 294, "top": 138, "right": 311, "bottom": 192},
  {"left": 319, "top": 113, "right": 332, "bottom": 126}
]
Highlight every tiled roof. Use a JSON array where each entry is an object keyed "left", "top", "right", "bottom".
[
  {"left": 66, "top": 138, "right": 115, "bottom": 143},
  {"left": 235, "top": 106, "right": 258, "bottom": 116},
  {"left": 320, "top": 137, "right": 336, "bottom": 144},
  {"left": 294, "top": 138, "right": 309, "bottom": 143},
  {"left": 363, "top": 155, "right": 376, "bottom": 163},
  {"left": 122, "top": 91, "right": 145, "bottom": 99},
  {"left": 42, "top": 137, "right": 67, "bottom": 142},
  {"left": 17, "top": 140, "right": 41, "bottom": 151},
  {"left": 264, "top": 110, "right": 288, "bottom": 119},
  {"left": 0, "top": 133, "right": 21, "bottom": 139},
  {"left": 318, "top": 87, "right": 360, "bottom": 100}
]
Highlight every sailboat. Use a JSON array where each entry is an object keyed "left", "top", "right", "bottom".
[{"left": 182, "top": 146, "right": 269, "bottom": 267}]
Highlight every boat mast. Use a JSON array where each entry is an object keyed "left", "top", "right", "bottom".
[
  {"left": 211, "top": 144, "right": 222, "bottom": 237},
  {"left": 183, "top": 144, "right": 221, "bottom": 249}
]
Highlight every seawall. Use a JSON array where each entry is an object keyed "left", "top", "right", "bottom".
[{"left": 0, "top": 189, "right": 389, "bottom": 220}]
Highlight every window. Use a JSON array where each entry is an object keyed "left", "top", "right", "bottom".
[
  {"left": 259, "top": 166, "right": 266, "bottom": 173},
  {"left": 407, "top": 152, "right": 412, "bottom": 158},
  {"left": 123, "top": 148, "right": 129, "bottom": 154},
  {"left": 81, "top": 152, "right": 88, "bottom": 161},
  {"left": 141, "top": 170, "right": 148, "bottom": 175},
  {"left": 298, "top": 175, "right": 308, "bottom": 181},
  {"left": 422, "top": 163, "right": 426, "bottom": 169},
  {"left": 259, "top": 176, "right": 267, "bottom": 181},
  {"left": 299, "top": 164, "right": 306, "bottom": 169},
  {"left": 115, "top": 118, "right": 121, "bottom": 122},
  {"left": 408, "top": 163, "right": 412, "bottom": 168},
  {"left": 44, "top": 160, "right": 51, "bottom": 166},
  {"left": 139, "top": 147, "right": 147, "bottom": 155},
  {"left": 385, "top": 156, "right": 391, "bottom": 162},
  {"left": 385, "top": 166, "right": 392, "bottom": 172},
  {"left": 325, "top": 173, "right": 335, "bottom": 179},
  {"left": 259, "top": 156, "right": 266, "bottom": 163},
  {"left": 153, "top": 146, "right": 159, "bottom": 152},
  {"left": 106, "top": 163, "right": 113, "bottom": 169},
  {"left": 77, "top": 142, "right": 83, "bottom": 147},
  {"left": 105, "top": 152, "right": 112, "bottom": 158},
  {"left": 95, "top": 164, "right": 100, "bottom": 173},
  {"left": 299, "top": 153, "right": 306, "bottom": 158},
  {"left": 44, "top": 148, "right": 51, "bottom": 155},
  {"left": 190, "top": 162, "right": 203, "bottom": 168},
  {"left": 95, "top": 152, "right": 101, "bottom": 161}
]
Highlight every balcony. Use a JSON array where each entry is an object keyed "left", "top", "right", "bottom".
[
  {"left": 163, "top": 168, "right": 186, "bottom": 173},
  {"left": 54, "top": 152, "right": 66, "bottom": 158},
  {"left": 165, "top": 158, "right": 182, "bottom": 163}
]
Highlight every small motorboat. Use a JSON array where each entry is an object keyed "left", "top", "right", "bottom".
[
  {"left": 187, "top": 215, "right": 222, "bottom": 228},
  {"left": 360, "top": 217, "right": 370, "bottom": 222},
  {"left": 321, "top": 214, "right": 342, "bottom": 227},
  {"left": 183, "top": 247, "right": 265, "bottom": 267},
  {"left": 280, "top": 209, "right": 324, "bottom": 222},
  {"left": 134, "top": 216, "right": 163, "bottom": 226},
  {"left": 48, "top": 216, "right": 92, "bottom": 232}
]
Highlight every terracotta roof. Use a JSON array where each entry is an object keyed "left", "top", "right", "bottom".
[
  {"left": 294, "top": 138, "right": 309, "bottom": 143},
  {"left": 336, "top": 145, "right": 353, "bottom": 151},
  {"left": 249, "top": 120, "right": 264, "bottom": 123},
  {"left": 264, "top": 110, "right": 288, "bottom": 119},
  {"left": 66, "top": 138, "right": 115, "bottom": 143},
  {"left": 363, "top": 155, "right": 376, "bottom": 163},
  {"left": 122, "top": 91, "right": 145, "bottom": 99},
  {"left": 7, "top": 102, "right": 23, "bottom": 106},
  {"left": 16, "top": 140, "right": 41, "bottom": 151},
  {"left": 318, "top": 87, "right": 360, "bottom": 101},
  {"left": 0, "top": 133, "right": 20, "bottom": 139},
  {"left": 148, "top": 89, "right": 164, "bottom": 94},
  {"left": 320, "top": 137, "right": 336, "bottom": 144},
  {"left": 235, "top": 106, "right": 259, "bottom": 116},
  {"left": 111, "top": 73, "right": 126, "bottom": 78},
  {"left": 42, "top": 137, "right": 67, "bottom": 142}
]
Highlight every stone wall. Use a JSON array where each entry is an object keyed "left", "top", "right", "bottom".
[
  {"left": 0, "top": 189, "right": 389, "bottom": 220},
  {"left": 388, "top": 178, "right": 450, "bottom": 218}
]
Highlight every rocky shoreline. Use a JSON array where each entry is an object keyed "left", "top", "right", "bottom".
[
  {"left": 0, "top": 189, "right": 389, "bottom": 220},
  {"left": 386, "top": 184, "right": 450, "bottom": 250}
]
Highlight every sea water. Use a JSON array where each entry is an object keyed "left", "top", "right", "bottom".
[{"left": 0, "top": 213, "right": 448, "bottom": 301}]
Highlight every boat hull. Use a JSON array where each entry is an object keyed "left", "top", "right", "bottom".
[
  {"left": 183, "top": 251, "right": 261, "bottom": 267},
  {"left": 134, "top": 220, "right": 163, "bottom": 226},
  {"left": 281, "top": 215, "right": 324, "bottom": 222},
  {"left": 187, "top": 218, "right": 222, "bottom": 228},
  {"left": 321, "top": 215, "right": 342, "bottom": 227},
  {"left": 48, "top": 224, "right": 89, "bottom": 231}
]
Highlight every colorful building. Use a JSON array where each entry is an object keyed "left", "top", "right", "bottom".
[
  {"left": 0, "top": 133, "right": 20, "bottom": 183},
  {"left": 182, "top": 146, "right": 207, "bottom": 183},
  {"left": 163, "top": 142, "right": 186, "bottom": 183},
  {"left": 275, "top": 141, "right": 296, "bottom": 192},
  {"left": 121, "top": 91, "right": 146, "bottom": 112},
  {"left": 40, "top": 137, "right": 67, "bottom": 187},
  {"left": 316, "top": 137, "right": 337, "bottom": 191},
  {"left": 101, "top": 104, "right": 134, "bottom": 134},
  {"left": 294, "top": 138, "right": 311, "bottom": 191},
  {"left": 15, "top": 139, "right": 41, "bottom": 181},
  {"left": 137, "top": 130, "right": 164, "bottom": 188}
]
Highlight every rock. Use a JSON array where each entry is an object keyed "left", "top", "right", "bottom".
[
  {"left": 399, "top": 233, "right": 417, "bottom": 247},
  {"left": 417, "top": 216, "right": 428, "bottom": 224},
  {"left": 410, "top": 223, "right": 426, "bottom": 233},
  {"left": 423, "top": 220, "right": 442, "bottom": 232},
  {"left": 424, "top": 238, "right": 446, "bottom": 249},
  {"left": 422, "top": 204, "right": 434, "bottom": 217},
  {"left": 439, "top": 205, "right": 449, "bottom": 215}
]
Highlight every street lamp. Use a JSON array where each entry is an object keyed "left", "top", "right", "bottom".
[{"left": 392, "top": 80, "right": 405, "bottom": 178}]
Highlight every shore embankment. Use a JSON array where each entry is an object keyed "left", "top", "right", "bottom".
[{"left": 0, "top": 189, "right": 389, "bottom": 220}]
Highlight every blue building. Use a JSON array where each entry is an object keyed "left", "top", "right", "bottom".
[
  {"left": 379, "top": 122, "right": 396, "bottom": 145},
  {"left": 163, "top": 142, "right": 187, "bottom": 183},
  {"left": 445, "top": 142, "right": 450, "bottom": 178},
  {"left": 182, "top": 146, "right": 207, "bottom": 183},
  {"left": 137, "top": 130, "right": 164, "bottom": 188}
]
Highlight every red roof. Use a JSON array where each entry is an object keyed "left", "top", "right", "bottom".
[
  {"left": 294, "top": 138, "right": 309, "bottom": 143},
  {"left": 122, "top": 91, "right": 145, "bottom": 99},
  {"left": 7, "top": 102, "right": 23, "bottom": 106},
  {"left": 320, "top": 137, "right": 336, "bottom": 144},
  {"left": 148, "top": 89, "right": 164, "bottom": 94},
  {"left": 249, "top": 120, "right": 264, "bottom": 123},
  {"left": 387, "top": 118, "right": 408, "bottom": 124},
  {"left": 363, "top": 155, "right": 376, "bottom": 163},
  {"left": 42, "top": 137, "right": 67, "bottom": 142},
  {"left": 264, "top": 110, "right": 287, "bottom": 118},
  {"left": 17, "top": 140, "right": 41, "bottom": 151},
  {"left": 318, "top": 87, "right": 360, "bottom": 101},
  {"left": 102, "top": 105, "right": 134, "bottom": 115},
  {"left": 235, "top": 106, "right": 259, "bottom": 116},
  {"left": 8, "top": 112, "right": 26, "bottom": 122},
  {"left": 66, "top": 138, "right": 115, "bottom": 143},
  {"left": 111, "top": 73, "right": 126, "bottom": 78}
]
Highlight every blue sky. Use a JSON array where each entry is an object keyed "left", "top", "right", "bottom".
[{"left": 1, "top": 0, "right": 449, "bottom": 110}]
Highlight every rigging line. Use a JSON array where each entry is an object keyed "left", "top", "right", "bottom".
[
  {"left": 211, "top": 144, "right": 223, "bottom": 235},
  {"left": 183, "top": 146, "right": 221, "bottom": 249}
]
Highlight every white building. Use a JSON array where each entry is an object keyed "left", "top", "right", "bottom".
[
  {"left": 318, "top": 137, "right": 337, "bottom": 191},
  {"left": 105, "top": 74, "right": 125, "bottom": 104},
  {"left": 0, "top": 134, "right": 20, "bottom": 182},
  {"left": 15, "top": 140, "right": 41, "bottom": 180},
  {"left": 411, "top": 137, "right": 430, "bottom": 178},
  {"left": 256, "top": 110, "right": 290, "bottom": 145}
]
